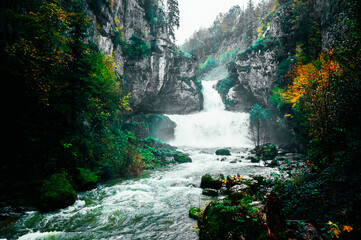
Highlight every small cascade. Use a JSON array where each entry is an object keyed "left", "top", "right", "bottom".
[{"left": 167, "top": 81, "right": 252, "bottom": 148}]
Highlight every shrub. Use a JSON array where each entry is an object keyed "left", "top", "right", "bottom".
[
  {"left": 39, "top": 171, "right": 76, "bottom": 212},
  {"left": 76, "top": 168, "right": 98, "bottom": 191},
  {"left": 123, "top": 35, "right": 150, "bottom": 60},
  {"left": 189, "top": 207, "right": 202, "bottom": 220},
  {"left": 255, "top": 143, "right": 278, "bottom": 159}
]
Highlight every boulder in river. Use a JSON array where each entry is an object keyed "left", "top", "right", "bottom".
[
  {"left": 200, "top": 173, "right": 223, "bottom": 190},
  {"left": 215, "top": 149, "right": 231, "bottom": 156},
  {"left": 249, "top": 156, "right": 260, "bottom": 163},
  {"left": 173, "top": 153, "right": 192, "bottom": 163}
]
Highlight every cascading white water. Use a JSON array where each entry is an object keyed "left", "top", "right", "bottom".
[
  {"left": 167, "top": 81, "right": 252, "bottom": 148},
  {"left": 5, "top": 81, "right": 277, "bottom": 240}
]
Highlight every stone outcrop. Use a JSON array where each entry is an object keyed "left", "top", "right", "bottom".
[
  {"left": 217, "top": 0, "right": 340, "bottom": 112},
  {"left": 216, "top": 6, "right": 287, "bottom": 112},
  {"left": 87, "top": 0, "right": 203, "bottom": 114}
]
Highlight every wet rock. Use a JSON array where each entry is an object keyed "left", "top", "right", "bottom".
[
  {"left": 90, "top": 0, "right": 203, "bottom": 114},
  {"left": 202, "top": 188, "right": 219, "bottom": 197},
  {"left": 173, "top": 153, "right": 192, "bottom": 163},
  {"left": 200, "top": 174, "right": 223, "bottom": 190},
  {"left": 266, "top": 160, "right": 279, "bottom": 168},
  {"left": 221, "top": 157, "right": 227, "bottom": 161},
  {"left": 215, "top": 149, "right": 231, "bottom": 156},
  {"left": 230, "top": 159, "right": 237, "bottom": 163},
  {"left": 229, "top": 184, "right": 250, "bottom": 201},
  {"left": 249, "top": 156, "right": 260, "bottom": 163}
]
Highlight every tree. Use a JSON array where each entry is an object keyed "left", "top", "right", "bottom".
[
  {"left": 283, "top": 52, "right": 343, "bottom": 141},
  {"left": 245, "top": 0, "right": 256, "bottom": 46},
  {"left": 250, "top": 104, "right": 269, "bottom": 147},
  {"left": 167, "top": 0, "right": 180, "bottom": 40}
]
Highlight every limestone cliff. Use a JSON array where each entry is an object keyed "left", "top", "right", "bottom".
[
  {"left": 87, "top": 0, "right": 202, "bottom": 114},
  {"left": 217, "top": 0, "right": 343, "bottom": 112}
]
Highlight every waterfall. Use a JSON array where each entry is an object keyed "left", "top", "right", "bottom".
[{"left": 167, "top": 81, "right": 252, "bottom": 148}]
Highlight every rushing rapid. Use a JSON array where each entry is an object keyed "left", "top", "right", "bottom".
[{"left": 1, "top": 80, "right": 277, "bottom": 240}]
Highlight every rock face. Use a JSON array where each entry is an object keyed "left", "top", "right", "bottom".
[
  {"left": 87, "top": 0, "right": 203, "bottom": 114},
  {"left": 218, "top": 41, "right": 279, "bottom": 112},
  {"left": 216, "top": 8, "right": 286, "bottom": 112},
  {"left": 217, "top": 0, "right": 340, "bottom": 112}
]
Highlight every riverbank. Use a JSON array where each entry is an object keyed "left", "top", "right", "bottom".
[
  {"left": 191, "top": 147, "right": 361, "bottom": 240},
  {"left": 0, "top": 147, "right": 282, "bottom": 240}
]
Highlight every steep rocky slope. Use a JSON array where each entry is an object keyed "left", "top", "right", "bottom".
[
  {"left": 218, "top": 0, "right": 343, "bottom": 111},
  {"left": 88, "top": 0, "right": 202, "bottom": 113},
  {"left": 181, "top": 3, "right": 273, "bottom": 83}
]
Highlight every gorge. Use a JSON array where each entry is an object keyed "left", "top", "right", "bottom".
[
  {"left": 1, "top": 79, "right": 276, "bottom": 240},
  {"left": 1, "top": 0, "right": 361, "bottom": 239}
]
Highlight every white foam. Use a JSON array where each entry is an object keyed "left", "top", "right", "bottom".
[
  {"left": 167, "top": 81, "right": 252, "bottom": 148},
  {"left": 18, "top": 231, "right": 62, "bottom": 240}
]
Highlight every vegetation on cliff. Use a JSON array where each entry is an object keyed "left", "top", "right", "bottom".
[
  {"left": 189, "top": 0, "right": 361, "bottom": 239},
  {"left": 0, "top": 0, "right": 185, "bottom": 211}
]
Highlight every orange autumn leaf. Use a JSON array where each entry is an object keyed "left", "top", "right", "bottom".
[{"left": 343, "top": 225, "right": 353, "bottom": 233}]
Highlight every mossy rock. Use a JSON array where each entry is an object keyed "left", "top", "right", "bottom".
[
  {"left": 250, "top": 156, "right": 260, "bottom": 163},
  {"left": 200, "top": 174, "right": 222, "bottom": 190},
  {"left": 215, "top": 149, "right": 231, "bottom": 156},
  {"left": 173, "top": 152, "right": 192, "bottom": 163},
  {"left": 199, "top": 202, "right": 268, "bottom": 240},
  {"left": 38, "top": 171, "right": 76, "bottom": 212},
  {"left": 75, "top": 168, "right": 99, "bottom": 191},
  {"left": 189, "top": 207, "right": 201, "bottom": 220}
]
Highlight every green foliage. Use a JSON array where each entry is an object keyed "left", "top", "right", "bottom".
[
  {"left": 255, "top": 143, "right": 277, "bottom": 159},
  {"left": 0, "top": 0, "right": 143, "bottom": 209},
  {"left": 217, "top": 77, "right": 233, "bottom": 97},
  {"left": 123, "top": 35, "right": 150, "bottom": 60},
  {"left": 198, "top": 200, "right": 268, "bottom": 240},
  {"left": 182, "top": 0, "right": 274, "bottom": 73},
  {"left": 142, "top": 0, "right": 167, "bottom": 36},
  {"left": 173, "top": 153, "right": 192, "bottom": 163},
  {"left": 138, "top": 144, "right": 162, "bottom": 169},
  {"left": 138, "top": 136, "right": 191, "bottom": 169},
  {"left": 189, "top": 207, "right": 202, "bottom": 220},
  {"left": 39, "top": 171, "right": 76, "bottom": 212},
  {"left": 76, "top": 168, "right": 99, "bottom": 190},
  {"left": 167, "top": 0, "right": 180, "bottom": 40},
  {"left": 270, "top": 86, "right": 286, "bottom": 110},
  {"left": 250, "top": 104, "right": 270, "bottom": 147}
]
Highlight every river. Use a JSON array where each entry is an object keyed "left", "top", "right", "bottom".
[{"left": 1, "top": 81, "right": 277, "bottom": 240}]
